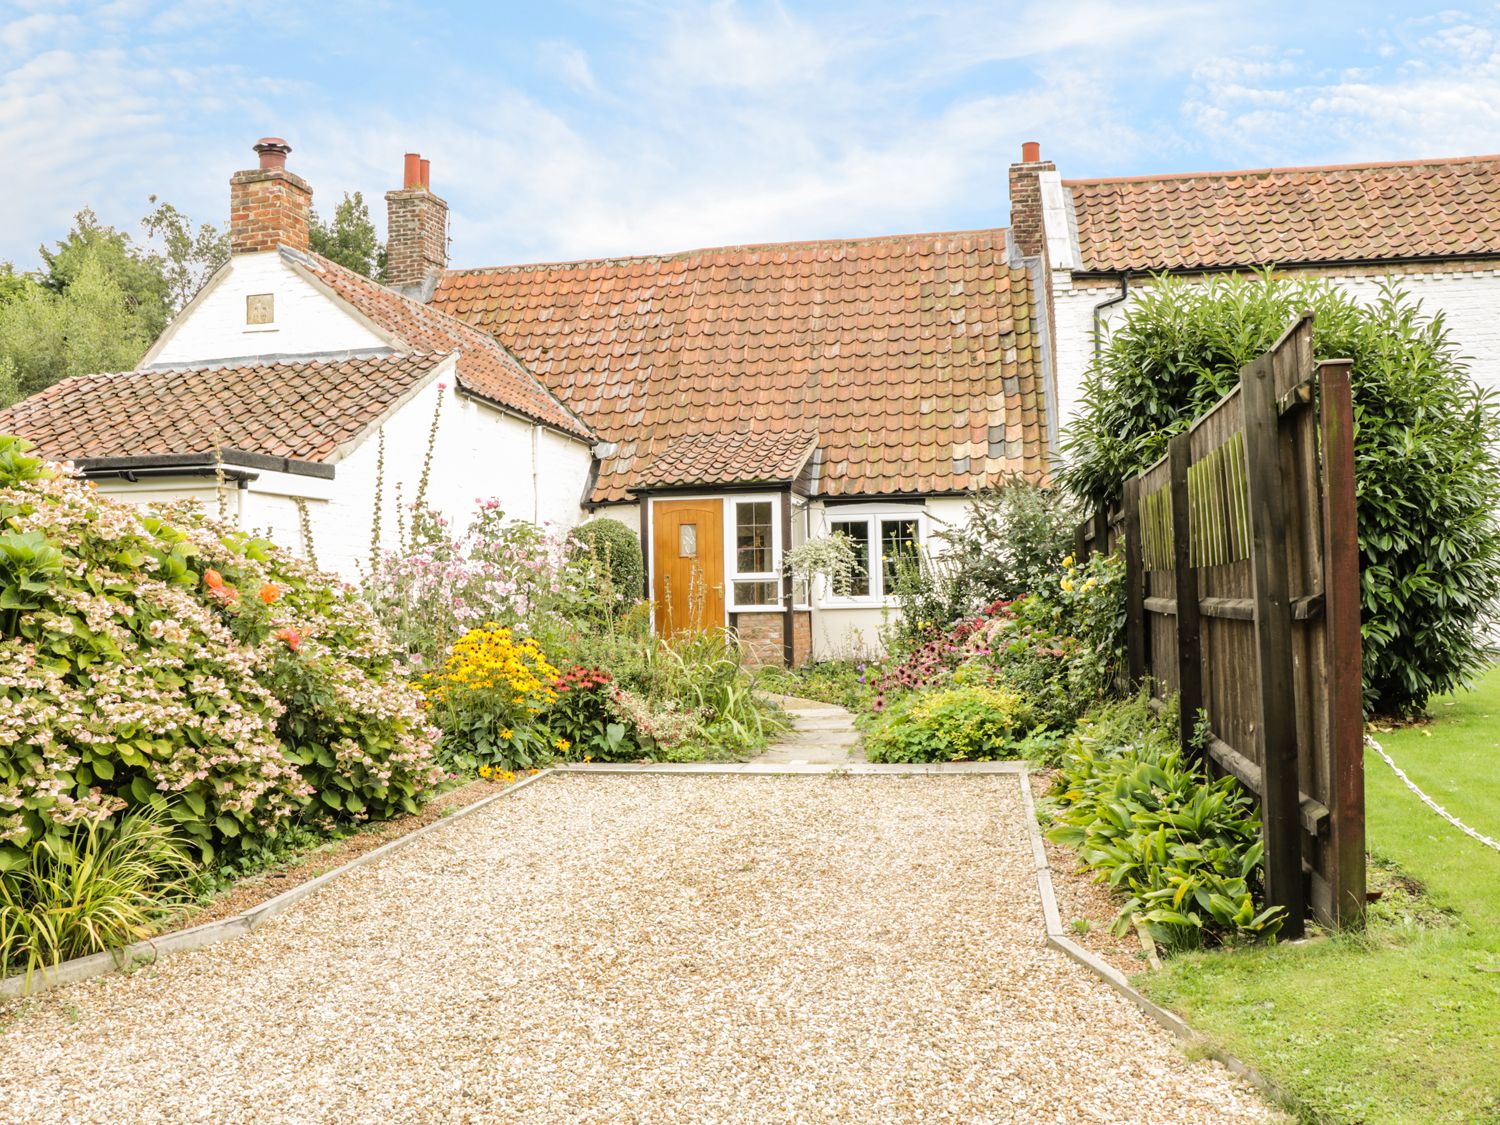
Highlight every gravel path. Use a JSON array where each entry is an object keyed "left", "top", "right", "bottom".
[{"left": 0, "top": 774, "right": 1275, "bottom": 1123}]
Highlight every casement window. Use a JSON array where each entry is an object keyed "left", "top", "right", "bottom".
[
  {"left": 824, "top": 512, "right": 924, "bottom": 603},
  {"left": 729, "top": 496, "right": 782, "bottom": 609}
]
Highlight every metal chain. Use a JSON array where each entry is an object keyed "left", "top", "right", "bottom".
[{"left": 1365, "top": 733, "right": 1500, "bottom": 854}]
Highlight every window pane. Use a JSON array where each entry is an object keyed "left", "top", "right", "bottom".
[
  {"left": 880, "top": 518, "right": 920, "bottom": 594},
  {"left": 679, "top": 523, "right": 697, "bottom": 558},
  {"left": 735, "top": 501, "right": 774, "bottom": 573},
  {"left": 733, "top": 580, "right": 780, "bottom": 606},
  {"left": 830, "top": 520, "right": 870, "bottom": 597}
]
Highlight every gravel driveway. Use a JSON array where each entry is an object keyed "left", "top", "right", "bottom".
[{"left": 0, "top": 773, "right": 1274, "bottom": 1123}]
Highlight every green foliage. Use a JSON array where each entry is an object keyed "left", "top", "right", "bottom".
[
  {"left": 1059, "top": 273, "right": 1500, "bottom": 715},
  {"left": 309, "top": 192, "right": 386, "bottom": 280},
  {"left": 569, "top": 518, "right": 645, "bottom": 614},
  {"left": 756, "top": 659, "right": 873, "bottom": 710},
  {"left": 861, "top": 684, "right": 1033, "bottom": 763},
  {"left": 0, "top": 811, "right": 194, "bottom": 978},
  {"left": 0, "top": 251, "right": 153, "bottom": 402},
  {"left": 785, "top": 532, "right": 861, "bottom": 595},
  {"left": 944, "top": 478, "right": 1081, "bottom": 615},
  {"left": 1046, "top": 694, "right": 1283, "bottom": 952},
  {"left": 884, "top": 479, "right": 1079, "bottom": 651}
]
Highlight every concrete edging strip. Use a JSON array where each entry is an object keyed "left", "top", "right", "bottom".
[
  {"left": 1016, "top": 767, "right": 1294, "bottom": 1112},
  {"left": 0, "top": 770, "right": 557, "bottom": 1000}
]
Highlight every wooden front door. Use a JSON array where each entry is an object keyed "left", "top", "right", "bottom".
[{"left": 652, "top": 499, "right": 725, "bottom": 635}]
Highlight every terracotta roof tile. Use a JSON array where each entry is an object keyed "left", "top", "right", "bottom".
[
  {"left": 1068, "top": 154, "right": 1500, "bottom": 273},
  {"left": 291, "top": 250, "right": 593, "bottom": 440},
  {"left": 635, "top": 430, "right": 818, "bottom": 490},
  {"left": 432, "top": 229, "right": 1047, "bottom": 503},
  {"left": 0, "top": 353, "right": 448, "bottom": 464}
]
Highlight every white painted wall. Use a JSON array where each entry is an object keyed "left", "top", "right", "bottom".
[
  {"left": 145, "top": 251, "right": 389, "bottom": 367},
  {"left": 310, "top": 364, "right": 593, "bottom": 579},
  {"left": 1051, "top": 266, "right": 1500, "bottom": 441}
]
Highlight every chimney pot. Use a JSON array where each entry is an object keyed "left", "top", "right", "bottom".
[
  {"left": 1021, "top": 140, "right": 1041, "bottom": 163},
  {"left": 255, "top": 137, "right": 292, "bottom": 171},
  {"left": 404, "top": 152, "right": 422, "bottom": 189},
  {"left": 420, "top": 158, "right": 431, "bottom": 190}
]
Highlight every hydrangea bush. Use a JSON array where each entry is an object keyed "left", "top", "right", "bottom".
[{"left": 0, "top": 436, "right": 441, "bottom": 868}]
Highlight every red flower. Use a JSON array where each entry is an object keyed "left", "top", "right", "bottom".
[
  {"left": 203, "top": 569, "right": 225, "bottom": 590},
  {"left": 275, "top": 627, "right": 301, "bottom": 652}
]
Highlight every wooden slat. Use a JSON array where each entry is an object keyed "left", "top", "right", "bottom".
[
  {"left": 1204, "top": 734, "right": 1329, "bottom": 837},
  {"left": 1144, "top": 594, "right": 1324, "bottom": 621},
  {"left": 1319, "top": 358, "right": 1366, "bottom": 927},
  {"left": 1242, "top": 350, "right": 1307, "bottom": 938},
  {"left": 1170, "top": 434, "right": 1204, "bottom": 760}
]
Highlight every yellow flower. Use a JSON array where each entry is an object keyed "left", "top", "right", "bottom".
[
  {"left": 478, "top": 765, "right": 492, "bottom": 778},
  {"left": 1061, "top": 578, "right": 1074, "bottom": 592},
  {"left": 1063, "top": 554, "right": 1075, "bottom": 568},
  {"left": 554, "top": 737, "right": 571, "bottom": 752},
  {"left": 500, "top": 728, "right": 513, "bottom": 740}
]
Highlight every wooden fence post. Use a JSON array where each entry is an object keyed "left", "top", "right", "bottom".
[
  {"left": 1319, "top": 358, "right": 1365, "bottom": 927},
  {"left": 1169, "top": 433, "right": 1204, "bottom": 760},
  {"left": 1241, "top": 355, "right": 1306, "bottom": 938},
  {"left": 1122, "top": 476, "right": 1147, "bottom": 686}
]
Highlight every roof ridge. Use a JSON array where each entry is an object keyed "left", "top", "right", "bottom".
[
  {"left": 441, "top": 226, "right": 1010, "bottom": 277},
  {"left": 291, "top": 249, "right": 593, "bottom": 440},
  {"left": 1065, "top": 152, "right": 1500, "bottom": 188}
]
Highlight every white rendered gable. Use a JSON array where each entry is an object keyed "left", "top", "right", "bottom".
[{"left": 141, "top": 251, "right": 391, "bottom": 368}]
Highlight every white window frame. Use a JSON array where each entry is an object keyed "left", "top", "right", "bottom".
[
  {"left": 726, "top": 493, "right": 783, "bottom": 613},
  {"left": 814, "top": 506, "right": 926, "bottom": 608}
]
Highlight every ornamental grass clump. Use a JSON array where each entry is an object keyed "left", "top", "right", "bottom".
[{"left": 1047, "top": 694, "right": 1283, "bottom": 953}]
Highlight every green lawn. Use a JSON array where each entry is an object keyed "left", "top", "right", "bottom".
[{"left": 1141, "top": 665, "right": 1500, "bottom": 1124}]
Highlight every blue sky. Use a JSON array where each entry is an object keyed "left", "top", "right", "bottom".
[{"left": 5, "top": 1, "right": 1500, "bottom": 270}]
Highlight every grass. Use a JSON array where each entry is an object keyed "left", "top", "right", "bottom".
[{"left": 1141, "top": 664, "right": 1500, "bottom": 1124}]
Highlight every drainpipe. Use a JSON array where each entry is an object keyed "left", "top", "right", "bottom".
[
  {"left": 531, "top": 424, "right": 540, "bottom": 523},
  {"left": 1092, "top": 275, "right": 1129, "bottom": 358}
]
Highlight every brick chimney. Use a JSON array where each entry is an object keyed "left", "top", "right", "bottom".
[
  {"left": 385, "top": 153, "right": 448, "bottom": 298},
  {"left": 1008, "top": 140, "right": 1055, "bottom": 260},
  {"left": 229, "top": 138, "right": 311, "bottom": 254}
]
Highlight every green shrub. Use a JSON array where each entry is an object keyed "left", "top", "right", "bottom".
[
  {"left": 1046, "top": 695, "right": 1283, "bottom": 952},
  {"left": 0, "top": 810, "right": 194, "bottom": 979},
  {"left": 1059, "top": 274, "right": 1500, "bottom": 715},
  {"left": 570, "top": 518, "right": 644, "bottom": 613},
  {"left": 861, "top": 684, "right": 1033, "bottom": 763}
]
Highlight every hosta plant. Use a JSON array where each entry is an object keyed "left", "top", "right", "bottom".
[{"left": 1046, "top": 694, "right": 1283, "bottom": 952}]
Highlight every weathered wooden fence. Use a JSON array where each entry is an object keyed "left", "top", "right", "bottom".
[{"left": 1079, "top": 315, "right": 1365, "bottom": 935}]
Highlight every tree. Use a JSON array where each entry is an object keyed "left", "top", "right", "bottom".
[
  {"left": 309, "top": 191, "right": 386, "bottom": 280},
  {"left": 1058, "top": 272, "right": 1500, "bottom": 716},
  {"left": 0, "top": 250, "right": 152, "bottom": 405},
  {"left": 39, "top": 209, "right": 171, "bottom": 339},
  {"left": 140, "top": 198, "right": 229, "bottom": 312},
  {"left": 0, "top": 202, "right": 225, "bottom": 408}
]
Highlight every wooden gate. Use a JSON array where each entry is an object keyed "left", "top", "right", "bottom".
[{"left": 1091, "top": 316, "right": 1364, "bottom": 935}]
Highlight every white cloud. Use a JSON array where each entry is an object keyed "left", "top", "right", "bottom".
[{"left": 1186, "top": 9, "right": 1500, "bottom": 163}]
